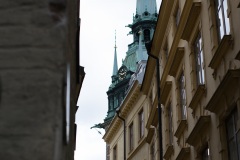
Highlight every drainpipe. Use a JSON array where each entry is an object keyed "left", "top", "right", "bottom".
[
  {"left": 116, "top": 109, "right": 126, "bottom": 160},
  {"left": 145, "top": 41, "right": 163, "bottom": 160}
]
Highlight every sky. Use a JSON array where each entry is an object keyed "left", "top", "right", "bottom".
[{"left": 76, "top": 0, "right": 161, "bottom": 159}]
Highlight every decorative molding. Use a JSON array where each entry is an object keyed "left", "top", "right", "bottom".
[
  {"left": 174, "top": 120, "right": 187, "bottom": 139},
  {"left": 182, "top": 2, "right": 201, "bottom": 41},
  {"left": 169, "top": 47, "right": 185, "bottom": 77},
  {"left": 209, "top": 35, "right": 232, "bottom": 69},
  {"left": 205, "top": 70, "right": 240, "bottom": 113},
  {"left": 188, "top": 84, "right": 205, "bottom": 110},
  {"left": 160, "top": 0, "right": 194, "bottom": 89},
  {"left": 186, "top": 115, "right": 211, "bottom": 146},
  {"left": 146, "top": 127, "right": 155, "bottom": 144},
  {"left": 160, "top": 81, "right": 172, "bottom": 105},
  {"left": 163, "top": 145, "right": 174, "bottom": 159},
  {"left": 176, "top": 147, "right": 190, "bottom": 160}
]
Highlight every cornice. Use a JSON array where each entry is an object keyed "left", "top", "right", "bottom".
[
  {"left": 186, "top": 115, "right": 210, "bottom": 146},
  {"left": 160, "top": 81, "right": 172, "bottom": 105},
  {"left": 181, "top": 1, "right": 201, "bottom": 41},
  {"left": 169, "top": 47, "right": 185, "bottom": 77},
  {"left": 174, "top": 119, "right": 187, "bottom": 139},
  {"left": 205, "top": 69, "right": 240, "bottom": 113},
  {"left": 176, "top": 147, "right": 190, "bottom": 160},
  {"left": 188, "top": 84, "right": 205, "bottom": 110},
  {"left": 163, "top": 145, "right": 174, "bottom": 160},
  {"left": 209, "top": 35, "right": 233, "bottom": 69},
  {"left": 146, "top": 127, "right": 155, "bottom": 144},
  {"left": 103, "top": 81, "right": 141, "bottom": 143}
]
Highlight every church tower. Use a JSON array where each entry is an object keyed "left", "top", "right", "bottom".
[{"left": 92, "top": 0, "right": 158, "bottom": 129}]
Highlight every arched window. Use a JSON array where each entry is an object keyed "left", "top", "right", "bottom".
[
  {"left": 135, "top": 32, "right": 139, "bottom": 42},
  {"left": 144, "top": 29, "right": 150, "bottom": 42}
]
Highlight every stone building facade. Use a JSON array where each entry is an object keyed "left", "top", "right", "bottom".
[
  {"left": 103, "top": 0, "right": 240, "bottom": 160},
  {"left": 147, "top": 0, "right": 240, "bottom": 159},
  {"left": 0, "top": 0, "right": 84, "bottom": 160}
]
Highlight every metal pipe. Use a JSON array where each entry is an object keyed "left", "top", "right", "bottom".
[
  {"left": 116, "top": 110, "right": 126, "bottom": 160},
  {"left": 145, "top": 41, "right": 163, "bottom": 160}
]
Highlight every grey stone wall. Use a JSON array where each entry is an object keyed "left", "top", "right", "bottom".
[{"left": 0, "top": 0, "right": 80, "bottom": 160}]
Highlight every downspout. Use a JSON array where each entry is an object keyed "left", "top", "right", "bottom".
[
  {"left": 145, "top": 41, "right": 163, "bottom": 160},
  {"left": 116, "top": 110, "right": 126, "bottom": 160}
]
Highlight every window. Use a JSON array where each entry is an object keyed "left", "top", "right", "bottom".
[
  {"left": 164, "top": 41, "right": 169, "bottom": 61},
  {"left": 129, "top": 123, "right": 134, "bottom": 151},
  {"left": 214, "top": 0, "right": 230, "bottom": 41},
  {"left": 202, "top": 147, "right": 210, "bottom": 160},
  {"left": 179, "top": 72, "right": 187, "bottom": 120},
  {"left": 150, "top": 143, "right": 155, "bottom": 160},
  {"left": 113, "top": 145, "right": 117, "bottom": 160},
  {"left": 139, "top": 109, "right": 144, "bottom": 139},
  {"left": 144, "top": 29, "right": 150, "bottom": 42},
  {"left": 226, "top": 107, "right": 240, "bottom": 160},
  {"left": 167, "top": 103, "right": 173, "bottom": 145},
  {"left": 194, "top": 33, "right": 205, "bottom": 85},
  {"left": 175, "top": 7, "right": 180, "bottom": 27}
]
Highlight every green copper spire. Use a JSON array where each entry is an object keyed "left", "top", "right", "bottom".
[
  {"left": 112, "top": 30, "right": 118, "bottom": 76},
  {"left": 136, "top": 0, "right": 157, "bottom": 15}
]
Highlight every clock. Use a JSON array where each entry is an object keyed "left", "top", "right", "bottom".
[{"left": 118, "top": 68, "right": 127, "bottom": 80}]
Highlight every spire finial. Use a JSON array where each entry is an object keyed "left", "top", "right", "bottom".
[
  {"left": 115, "top": 30, "right": 117, "bottom": 49},
  {"left": 112, "top": 30, "right": 118, "bottom": 76}
]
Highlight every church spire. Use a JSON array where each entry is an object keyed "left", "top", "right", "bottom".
[
  {"left": 112, "top": 30, "right": 118, "bottom": 76},
  {"left": 136, "top": 0, "right": 157, "bottom": 15}
]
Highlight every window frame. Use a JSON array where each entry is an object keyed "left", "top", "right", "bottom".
[
  {"left": 178, "top": 72, "right": 187, "bottom": 120},
  {"left": 129, "top": 122, "right": 134, "bottom": 152},
  {"left": 139, "top": 109, "right": 144, "bottom": 139},
  {"left": 214, "top": 0, "right": 230, "bottom": 42},
  {"left": 167, "top": 102, "right": 173, "bottom": 145},
  {"left": 226, "top": 107, "right": 240, "bottom": 160},
  {"left": 194, "top": 32, "right": 205, "bottom": 85},
  {"left": 201, "top": 146, "right": 210, "bottom": 160}
]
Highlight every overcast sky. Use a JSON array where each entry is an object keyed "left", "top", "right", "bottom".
[{"left": 76, "top": 0, "right": 161, "bottom": 159}]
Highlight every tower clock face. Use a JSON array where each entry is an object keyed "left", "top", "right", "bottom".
[{"left": 118, "top": 68, "right": 127, "bottom": 80}]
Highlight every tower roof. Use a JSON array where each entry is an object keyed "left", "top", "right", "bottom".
[
  {"left": 136, "top": 0, "right": 157, "bottom": 15},
  {"left": 112, "top": 31, "right": 118, "bottom": 76}
]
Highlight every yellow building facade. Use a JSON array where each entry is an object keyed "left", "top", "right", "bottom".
[{"left": 103, "top": 0, "right": 240, "bottom": 160}]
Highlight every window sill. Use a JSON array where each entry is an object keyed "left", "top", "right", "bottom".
[
  {"left": 174, "top": 119, "right": 187, "bottom": 139},
  {"left": 189, "top": 84, "right": 205, "bottom": 110},
  {"left": 186, "top": 115, "right": 210, "bottom": 146},
  {"left": 209, "top": 35, "right": 233, "bottom": 69},
  {"left": 163, "top": 145, "right": 174, "bottom": 159}
]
